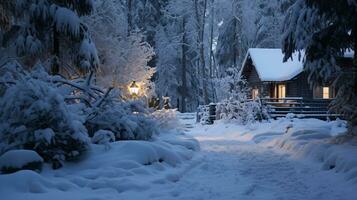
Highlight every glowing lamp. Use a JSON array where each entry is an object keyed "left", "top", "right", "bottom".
[{"left": 129, "top": 81, "right": 140, "bottom": 96}]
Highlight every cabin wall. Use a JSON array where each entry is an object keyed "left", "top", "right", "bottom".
[
  {"left": 240, "top": 53, "right": 351, "bottom": 100},
  {"left": 242, "top": 69, "right": 315, "bottom": 99},
  {"left": 246, "top": 61, "right": 261, "bottom": 84},
  {"left": 286, "top": 72, "right": 313, "bottom": 99},
  {"left": 241, "top": 61, "right": 314, "bottom": 99},
  {"left": 241, "top": 59, "right": 265, "bottom": 98}
]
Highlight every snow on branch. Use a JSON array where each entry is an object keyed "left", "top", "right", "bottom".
[{"left": 52, "top": 6, "right": 81, "bottom": 37}]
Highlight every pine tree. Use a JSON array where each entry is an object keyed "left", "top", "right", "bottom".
[
  {"left": 0, "top": 0, "right": 98, "bottom": 75},
  {"left": 216, "top": 17, "right": 240, "bottom": 77},
  {"left": 155, "top": 0, "right": 203, "bottom": 111},
  {"left": 282, "top": 0, "right": 357, "bottom": 135}
]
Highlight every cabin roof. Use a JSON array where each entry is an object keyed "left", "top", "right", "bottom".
[{"left": 240, "top": 48, "right": 304, "bottom": 82}]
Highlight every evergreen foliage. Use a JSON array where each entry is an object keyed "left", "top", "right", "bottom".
[
  {"left": 0, "top": 61, "right": 159, "bottom": 169},
  {"left": 282, "top": 0, "right": 357, "bottom": 135},
  {"left": 0, "top": 65, "right": 89, "bottom": 169},
  {"left": 0, "top": 0, "right": 98, "bottom": 74}
]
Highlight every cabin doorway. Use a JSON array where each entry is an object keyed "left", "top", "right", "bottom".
[
  {"left": 252, "top": 88, "right": 259, "bottom": 99},
  {"left": 277, "top": 84, "right": 286, "bottom": 98}
]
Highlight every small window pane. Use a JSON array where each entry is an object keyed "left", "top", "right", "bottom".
[
  {"left": 252, "top": 89, "right": 259, "bottom": 99},
  {"left": 323, "top": 87, "right": 329, "bottom": 99}
]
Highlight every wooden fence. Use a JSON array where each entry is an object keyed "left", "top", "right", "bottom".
[{"left": 197, "top": 97, "right": 341, "bottom": 124}]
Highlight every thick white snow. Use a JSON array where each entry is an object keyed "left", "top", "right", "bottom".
[
  {"left": 91, "top": 130, "right": 115, "bottom": 145},
  {"left": 34, "top": 128, "right": 55, "bottom": 144},
  {"left": 52, "top": 6, "right": 80, "bottom": 36},
  {"left": 1, "top": 113, "right": 356, "bottom": 200},
  {"left": 0, "top": 150, "right": 43, "bottom": 169},
  {"left": 79, "top": 38, "right": 100, "bottom": 69},
  {"left": 241, "top": 48, "right": 304, "bottom": 81},
  {"left": 0, "top": 128, "right": 199, "bottom": 200},
  {"left": 180, "top": 117, "right": 357, "bottom": 200},
  {"left": 344, "top": 49, "right": 355, "bottom": 58}
]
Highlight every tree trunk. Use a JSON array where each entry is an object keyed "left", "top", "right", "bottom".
[
  {"left": 232, "top": 18, "right": 238, "bottom": 69},
  {"left": 127, "top": 0, "right": 132, "bottom": 36},
  {"left": 208, "top": 0, "right": 214, "bottom": 78},
  {"left": 51, "top": 27, "right": 60, "bottom": 75},
  {"left": 181, "top": 17, "right": 187, "bottom": 113},
  {"left": 351, "top": 21, "right": 357, "bottom": 135},
  {"left": 208, "top": 0, "right": 217, "bottom": 103},
  {"left": 195, "top": 0, "right": 209, "bottom": 105}
]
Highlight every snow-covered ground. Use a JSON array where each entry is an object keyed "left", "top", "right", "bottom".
[
  {"left": 0, "top": 123, "right": 200, "bottom": 200},
  {"left": 1, "top": 113, "right": 357, "bottom": 200},
  {"left": 180, "top": 117, "right": 357, "bottom": 200}
]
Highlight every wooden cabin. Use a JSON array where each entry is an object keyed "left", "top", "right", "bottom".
[{"left": 240, "top": 48, "right": 339, "bottom": 100}]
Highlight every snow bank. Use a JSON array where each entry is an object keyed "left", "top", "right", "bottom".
[
  {"left": 193, "top": 117, "right": 357, "bottom": 183},
  {"left": 0, "top": 170, "right": 50, "bottom": 193},
  {"left": 0, "top": 150, "right": 43, "bottom": 173},
  {"left": 0, "top": 150, "right": 43, "bottom": 169},
  {"left": 0, "top": 130, "right": 200, "bottom": 200},
  {"left": 262, "top": 119, "right": 357, "bottom": 182},
  {"left": 88, "top": 140, "right": 187, "bottom": 167}
]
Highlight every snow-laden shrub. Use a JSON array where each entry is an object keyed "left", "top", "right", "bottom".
[
  {"left": 0, "top": 76, "right": 89, "bottom": 169},
  {"left": 92, "top": 130, "right": 115, "bottom": 145},
  {"left": 151, "top": 109, "right": 181, "bottom": 130},
  {"left": 85, "top": 100, "right": 158, "bottom": 141},
  {"left": 214, "top": 77, "right": 269, "bottom": 125},
  {"left": 0, "top": 150, "right": 43, "bottom": 174},
  {"left": 91, "top": 130, "right": 115, "bottom": 150},
  {"left": 0, "top": 61, "right": 161, "bottom": 170},
  {"left": 216, "top": 98, "right": 268, "bottom": 125},
  {"left": 197, "top": 105, "right": 209, "bottom": 124}
]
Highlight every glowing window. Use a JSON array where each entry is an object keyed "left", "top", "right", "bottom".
[
  {"left": 252, "top": 89, "right": 259, "bottom": 99},
  {"left": 323, "top": 87, "right": 330, "bottom": 99},
  {"left": 278, "top": 84, "right": 286, "bottom": 98}
]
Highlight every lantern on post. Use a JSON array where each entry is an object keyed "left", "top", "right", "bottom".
[{"left": 128, "top": 81, "right": 140, "bottom": 98}]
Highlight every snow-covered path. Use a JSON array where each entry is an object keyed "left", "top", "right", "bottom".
[
  {"left": 136, "top": 113, "right": 356, "bottom": 200},
  {"left": 161, "top": 139, "right": 355, "bottom": 200}
]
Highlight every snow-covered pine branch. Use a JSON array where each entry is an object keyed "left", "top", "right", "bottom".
[
  {"left": 282, "top": 0, "right": 357, "bottom": 136},
  {"left": 0, "top": 0, "right": 98, "bottom": 74}
]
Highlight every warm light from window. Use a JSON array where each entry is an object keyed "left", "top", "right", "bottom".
[
  {"left": 252, "top": 89, "right": 259, "bottom": 99},
  {"left": 278, "top": 84, "right": 286, "bottom": 98},
  {"left": 323, "top": 87, "right": 329, "bottom": 99}
]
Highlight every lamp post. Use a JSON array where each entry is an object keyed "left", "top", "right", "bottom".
[{"left": 128, "top": 80, "right": 140, "bottom": 98}]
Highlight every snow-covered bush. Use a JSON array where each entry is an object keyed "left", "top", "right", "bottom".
[
  {"left": 215, "top": 77, "right": 269, "bottom": 125},
  {"left": 0, "top": 150, "right": 43, "bottom": 174},
  {"left": 0, "top": 60, "right": 162, "bottom": 170},
  {"left": 0, "top": 72, "right": 89, "bottom": 169},
  {"left": 197, "top": 104, "right": 216, "bottom": 125},
  {"left": 216, "top": 98, "right": 268, "bottom": 125},
  {"left": 85, "top": 100, "right": 158, "bottom": 141},
  {"left": 151, "top": 109, "right": 181, "bottom": 130},
  {"left": 92, "top": 130, "right": 115, "bottom": 150}
]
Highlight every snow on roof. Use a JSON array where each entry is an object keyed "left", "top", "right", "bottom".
[
  {"left": 344, "top": 49, "right": 354, "bottom": 58},
  {"left": 241, "top": 48, "right": 304, "bottom": 82}
]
